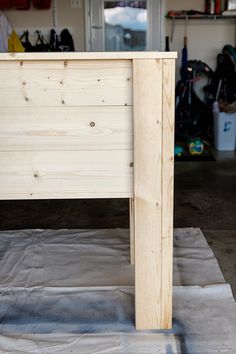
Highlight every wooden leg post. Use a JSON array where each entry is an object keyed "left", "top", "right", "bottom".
[
  {"left": 129, "top": 198, "right": 135, "bottom": 265},
  {"left": 133, "top": 58, "right": 174, "bottom": 330},
  {"left": 161, "top": 59, "right": 175, "bottom": 328}
]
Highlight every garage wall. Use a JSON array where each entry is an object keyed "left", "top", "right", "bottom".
[
  {"left": 3, "top": 0, "right": 236, "bottom": 64},
  {"left": 3, "top": 0, "right": 85, "bottom": 51},
  {"left": 166, "top": 0, "right": 236, "bottom": 73}
]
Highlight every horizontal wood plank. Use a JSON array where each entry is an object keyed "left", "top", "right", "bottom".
[
  {"left": 0, "top": 60, "right": 132, "bottom": 107},
  {"left": 0, "top": 52, "right": 178, "bottom": 61},
  {"left": 0, "top": 106, "right": 133, "bottom": 151},
  {"left": 0, "top": 150, "right": 133, "bottom": 199}
]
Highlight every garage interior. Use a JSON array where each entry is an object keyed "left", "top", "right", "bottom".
[{"left": 0, "top": 0, "right": 236, "bottom": 353}]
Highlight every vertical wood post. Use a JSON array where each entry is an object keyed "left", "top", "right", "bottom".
[
  {"left": 161, "top": 59, "right": 175, "bottom": 329},
  {"left": 133, "top": 59, "right": 163, "bottom": 330},
  {"left": 129, "top": 198, "right": 135, "bottom": 265},
  {"left": 133, "top": 58, "right": 175, "bottom": 330}
]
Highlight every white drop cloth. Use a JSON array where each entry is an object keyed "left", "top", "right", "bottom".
[{"left": 0, "top": 228, "right": 235, "bottom": 353}]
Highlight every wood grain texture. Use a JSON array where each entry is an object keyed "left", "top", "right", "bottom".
[
  {"left": 129, "top": 198, "right": 135, "bottom": 265},
  {"left": 161, "top": 59, "right": 175, "bottom": 329},
  {"left": 0, "top": 106, "right": 132, "bottom": 151},
  {"left": 133, "top": 59, "right": 163, "bottom": 330},
  {"left": 0, "top": 150, "right": 133, "bottom": 199},
  {"left": 0, "top": 54, "right": 176, "bottom": 329},
  {"left": 0, "top": 60, "right": 132, "bottom": 107},
  {"left": 0, "top": 52, "right": 178, "bottom": 61}
]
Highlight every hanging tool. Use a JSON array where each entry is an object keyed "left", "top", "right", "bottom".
[{"left": 181, "top": 18, "right": 188, "bottom": 70}]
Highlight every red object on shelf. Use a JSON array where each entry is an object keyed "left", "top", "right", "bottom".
[
  {"left": 13, "top": 0, "right": 31, "bottom": 9},
  {"left": 32, "top": 0, "right": 51, "bottom": 9},
  {"left": 0, "top": 0, "right": 12, "bottom": 9},
  {"left": 215, "top": 0, "right": 221, "bottom": 14}
]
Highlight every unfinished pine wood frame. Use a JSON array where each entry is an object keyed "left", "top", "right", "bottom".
[{"left": 0, "top": 52, "right": 176, "bottom": 330}]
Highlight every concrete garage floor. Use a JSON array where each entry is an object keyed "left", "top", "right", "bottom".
[
  {"left": 174, "top": 159, "right": 236, "bottom": 299},
  {"left": 0, "top": 158, "right": 235, "bottom": 298}
]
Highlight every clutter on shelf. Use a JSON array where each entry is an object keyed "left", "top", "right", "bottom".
[{"left": 167, "top": 0, "right": 236, "bottom": 18}]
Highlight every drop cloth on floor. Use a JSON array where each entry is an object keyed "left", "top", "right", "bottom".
[
  {"left": 0, "top": 228, "right": 235, "bottom": 354},
  {"left": 0, "top": 228, "right": 225, "bottom": 288}
]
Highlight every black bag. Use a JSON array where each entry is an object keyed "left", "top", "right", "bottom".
[
  {"left": 59, "top": 29, "right": 75, "bottom": 52},
  {"left": 49, "top": 29, "right": 60, "bottom": 52},
  {"left": 34, "top": 30, "right": 50, "bottom": 52},
  {"left": 20, "top": 30, "right": 34, "bottom": 52}
]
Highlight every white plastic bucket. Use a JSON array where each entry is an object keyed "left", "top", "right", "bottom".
[{"left": 213, "top": 112, "right": 236, "bottom": 151}]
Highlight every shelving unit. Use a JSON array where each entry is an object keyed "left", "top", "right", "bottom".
[{"left": 167, "top": 15, "right": 236, "bottom": 20}]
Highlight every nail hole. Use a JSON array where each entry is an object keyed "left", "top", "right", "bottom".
[
  {"left": 61, "top": 100, "right": 65, "bottom": 104},
  {"left": 25, "top": 97, "right": 29, "bottom": 101},
  {"left": 129, "top": 162, "right": 134, "bottom": 167},
  {"left": 90, "top": 121, "right": 95, "bottom": 127},
  {"left": 34, "top": 172, "right": 39, "bottom": 178}
]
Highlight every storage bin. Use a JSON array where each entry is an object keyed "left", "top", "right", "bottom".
[{"left": 214, "top": 112, "right": 236, "bottom": 151}]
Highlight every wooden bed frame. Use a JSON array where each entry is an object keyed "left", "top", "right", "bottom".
[{"left": 0, "top": 52, "right": 177, "bottom": 330}]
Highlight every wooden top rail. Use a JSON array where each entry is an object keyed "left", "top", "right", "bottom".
[{"left": 0, "top": 51, "right": 177, "bottom": 61}]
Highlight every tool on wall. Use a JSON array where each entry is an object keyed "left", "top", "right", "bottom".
[
  {"left": 165, "top": 36, "right": 170, "bottom": 51},
  {"left": 181, "top": 17, "right": 188, "bottom": 77}
]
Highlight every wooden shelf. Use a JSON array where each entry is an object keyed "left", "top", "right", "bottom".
[{"left": 167, "top": 14, "right": 236, "bottom": 20}]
